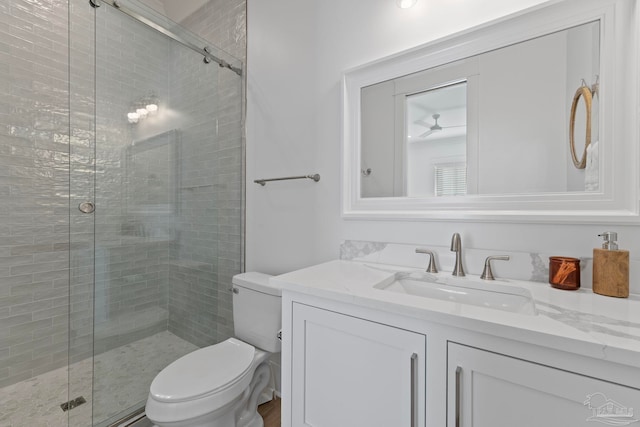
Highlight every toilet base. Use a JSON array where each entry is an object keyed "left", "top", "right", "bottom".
[
  {"left": 237, "top": 362, "right": 270, "bottom": 427},
  {"left": 148, "top": 394, "right": 240, "bottom": 427},
  {"left": 147, "top": 361, "right": 272, "bottom": 427},
  {"left": 150, "top": 411, "right": 263, "bottom": 427}
]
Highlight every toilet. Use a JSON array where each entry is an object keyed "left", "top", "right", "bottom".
[{"left": 145, "top": 272, "right": 281, "bottom": 427}]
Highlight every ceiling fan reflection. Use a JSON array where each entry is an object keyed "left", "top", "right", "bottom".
[{"left": 415, "top": 113, "right": 465, "bottom": 138}]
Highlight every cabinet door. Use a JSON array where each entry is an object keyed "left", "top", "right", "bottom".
[
  {"left": 448, "top": 343, "right": 640, "bottom": 427},
  {"left": 291, "top": 303, "right": 426, "bottom": 427}
]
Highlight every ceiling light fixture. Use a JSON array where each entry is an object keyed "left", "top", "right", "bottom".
[
  {"left": 136, "top": 104, "right": 149, "bottom": 119},
  {"left": 127, "top": 112, "right": 139, "bottom": 124},
  {"left": 146, "top": 102, "right": 158, "bottom": 114},
  {"left": 145, "top": 94, "right": 159, "bottom": 115},
  {"left": 396, "top": 0, "right": 417, "bottom": 9}
]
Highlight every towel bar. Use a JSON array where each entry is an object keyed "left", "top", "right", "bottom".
[{"left": 254, "top": 174, "right": 320, "bottom": 186}]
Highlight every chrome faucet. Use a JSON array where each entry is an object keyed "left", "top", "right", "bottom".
[{"left": 450, "top": 233, "right": 465, "bottom": 276}]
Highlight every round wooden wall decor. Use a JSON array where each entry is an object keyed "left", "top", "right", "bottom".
[{"left": 569, "top": 85, "right": 593, "bottom": 169}]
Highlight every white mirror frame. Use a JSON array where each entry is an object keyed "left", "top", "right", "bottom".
[{"left": 342, "top": 0, "right": 639, "bottom": 223}]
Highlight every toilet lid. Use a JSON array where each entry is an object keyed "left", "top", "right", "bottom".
[{"left": 150, "top": 338, "right": 255, "bottom": 403}]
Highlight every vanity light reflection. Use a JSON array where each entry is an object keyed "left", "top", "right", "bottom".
[{"left": 127, "top": 93, "right": 160, "bottom": 124}]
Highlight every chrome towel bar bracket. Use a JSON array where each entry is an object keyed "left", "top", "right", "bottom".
[{"left": 254, "top": 174, "right": 320, "bottom": 186}]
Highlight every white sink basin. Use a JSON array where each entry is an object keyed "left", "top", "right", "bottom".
[{"left": 375, "top": 273, "right": 537, "bottom": 315}]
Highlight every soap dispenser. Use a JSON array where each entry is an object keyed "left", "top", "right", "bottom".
[{"left": 592, "top": 232, "right": 629, "bottom": 298}]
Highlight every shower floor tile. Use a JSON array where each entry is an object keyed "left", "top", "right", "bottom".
[{"left": 0, "top": 331, "right": 198, "bottom": 427}]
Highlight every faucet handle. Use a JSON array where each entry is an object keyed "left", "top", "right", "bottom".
[
  {"left": 415, "top": 248, "right": 438, "bottom": 273},
  {"left": 481, "top": 255, "right": 510, "bottom": 280}
]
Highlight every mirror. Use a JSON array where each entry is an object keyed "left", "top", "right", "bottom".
[
  {"left": 342, "top": 0, "right": 638, "bottom": 222},
  {"left": 361, "top": 21, "right": 599, "bottom": 198},
  {"left": 125, "top": 129, "right": 181, "bottom": 216},
  {"left": 362, "top": 78, "right": 470, "bottom": 198}
]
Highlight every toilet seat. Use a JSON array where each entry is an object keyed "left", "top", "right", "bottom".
[{"left": 150, "top": 338, "right": 255, "bottom": 403}]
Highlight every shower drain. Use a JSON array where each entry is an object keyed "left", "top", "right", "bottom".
[{"left": 60, "top": 396, "right": 87, "bottom": 412}]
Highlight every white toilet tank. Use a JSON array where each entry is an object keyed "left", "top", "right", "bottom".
[{"left": 232, "top": 272, "right": 282, "bottom": 353}]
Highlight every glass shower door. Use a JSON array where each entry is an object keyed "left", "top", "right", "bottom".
[
  {"left": 0, "top": 0, "right": 242, "bottom": 425},
  {"left": 68, "top": 0, "right": 97, "bottom": 422},
  {"left": 89, "top": 1, "right": 243, "bottom": 425},
  {"left": 0, "top": 0, "right": 73, "bottom": 425}
]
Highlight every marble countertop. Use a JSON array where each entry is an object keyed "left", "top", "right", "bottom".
[{"left": 272, "top": 260, "right": 640, "bottom": 369}]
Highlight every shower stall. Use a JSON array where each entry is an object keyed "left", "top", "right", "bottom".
[{"left": 0, "top": 0, "right": 244, "bottom": 425}]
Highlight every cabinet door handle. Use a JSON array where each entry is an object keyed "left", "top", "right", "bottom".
[
  {"left": 455, "top": 366, "right": 462, "bottom": 427},
  {"left": 411, "top": 353, "right": 418, "bottom": 427}
]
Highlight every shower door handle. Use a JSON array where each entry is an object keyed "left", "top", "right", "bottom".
[{"left": 78, "top": 201, "right": 95, "bottom": 214}]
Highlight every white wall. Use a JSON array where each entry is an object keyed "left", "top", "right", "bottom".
[
  {"left": 246, "top": 0, "right": 639, "bottom": 285},
  {"left": 477, "top": 30, "right": 567, "bottom": 194},
  {"left": 246, "top": 1, "right": 319, "bottom": 274}
]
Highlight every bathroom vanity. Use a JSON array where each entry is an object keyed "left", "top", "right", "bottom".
[{"left": 274, "top": 260, "right": 640, "bottom": 427}]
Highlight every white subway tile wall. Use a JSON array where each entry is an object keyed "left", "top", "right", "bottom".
[
  {"left": 0, "top": 0, "right": 72, "bottom": 389},
  {"left": 175, "top": 0, "right": 246, "bottom": 346}
]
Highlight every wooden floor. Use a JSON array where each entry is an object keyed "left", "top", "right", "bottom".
[{"left": 258, "top": 397, "right": 281, "bottom": 427}]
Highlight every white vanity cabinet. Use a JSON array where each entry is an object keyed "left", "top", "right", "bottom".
[
  {"left": 447, "top": 343, "right": 640, "bottom": 427},
  {"left": 282, "top": 290, "right": 640, "bottom": 427},
  {"left": 288, "top": 302, "right": 426, "bottom": 427},
  {"left": 277, "top": 259, "right": 640, "bottom": 427}
]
